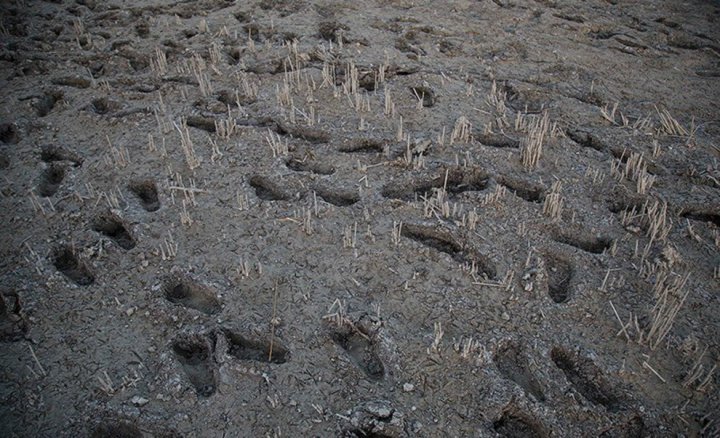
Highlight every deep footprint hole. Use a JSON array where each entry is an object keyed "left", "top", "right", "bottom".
[
  {"left": 493, "top": 408, "right": 547, "bottom": 438},
  {"left": 172, "top": 337, "right": 216, "bottom": 397},
  {"left": 52, "top": 246, "right": 94, "bottom": 286},
  {"left": 544, "top": 253, "right": 573, "bottom": 303},
  {"left": 225, "top": 330, "right": 288, "bottom": 364},
  {"left": 92, "top": 214, "right": 135, "bottom": 250},
  {"left": 249, "top": 175, "right": 290, "bottom": 201},
  {"left": 38, "top": 163, "right": 66, "bottom": 197},
  {"left": 128, "top": 179, "right": 160, "bottom": 211},
  {"left": 331, "top": 329, "right": 384, "bottom": 380},
  {"left": 163, "top": 277, "right": 221, "bottom": 315},
  {"left": 550, "top": 347, "right": 623, "bottom": 412}
]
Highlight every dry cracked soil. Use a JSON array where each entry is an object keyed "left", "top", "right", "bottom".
[{"left": 1, "top": 0, "right": 719, "bottom": 436}]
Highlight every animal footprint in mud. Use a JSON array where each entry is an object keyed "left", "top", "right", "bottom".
[
  {"left": 551, "top": 347, "right": 625, "bottom": 412},
  {"left": 52, "top": 245, "right": 94, "bottom": 286},
  {"left": 493, "top": 405, "right": 548, "bottom": 438},
  {"left": 34, "top": 90, "right": 63, "bottom": 117},
  {"left": 331, "top": 324, "right": 384, "bottom": 380},
  {"left": 498, "top": 175, "right": 545, "bottom": 203},
  {"left": 381, "top": 167, "right": 489, "bottom": 201},
  {"left": 494, "top": 342, "right": 546, "bottom": 402},
  {"left": 543, "top": 252, "right": 574, "bottom": 303},
  {"left": 172, "top": 334, "right": 217, "bottom": 398},
  {"left": 0, "top": 291, "right": 28, "bottom": 342},
  {"left": 314, "top": 185, "right": 360, "bottom": 207},
  {"left": 224, "top": 329, "right": 288, "bottom": 364},
  {"left": 163, "top": 275, "right": 221, "bottom": 315},
  {"left": 401, "top": 224, "right": 497, "bottom": 279},
  {"left": 249, "top": 175, "right": 292, "bottom": 201},
  {"left": 285, "top": 157, "right": 335, "bottom": 175},
  {"left": 92, "top": 212, "right": 135, "bottom": 250},
  {"left": 37, "top": 163, "right": 66, "bottom": 197},
  {"left": 128, "top": 179, "right": 160, "bottom": 212},
  {"left": 553, "top": 229, "right": 613, "bottom": 254},
  {"left": 40, "top": 144, "right": 83, "bottom": 167},
  {"left": 90, "top": 420, "right": 143, "bottom": 438}
]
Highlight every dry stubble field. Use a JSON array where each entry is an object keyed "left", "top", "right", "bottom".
[{"left": 1, "top": 0, "right": 719, "bottom": 436}]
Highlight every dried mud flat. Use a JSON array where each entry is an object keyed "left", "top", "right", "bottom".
[{"left": 1, "top": 0, "right": 719, "bottom": 436}]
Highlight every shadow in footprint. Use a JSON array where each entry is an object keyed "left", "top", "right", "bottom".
[
  {"left": 401, "top": 224, "right": 497, "bottom": 279},
  {"left": 0, "top": 123, "right": 20, "bottom": 144},
  {"left": 249, "top": 175, "right": 291, "bottom": 201},
  {"left": 38, "top": 163, "right": 66, "bottom": 197},
  {"left": 90, "top": 421, "right": 143, "bottom": 438},
  {"left": 680, "top": 207, "right": 720, "bottom": 227},
  {"left": 285, "top": 157, "right": 335, "bottom": 175},
  {"left": 128, "top": 179, "right": 160, "bottom": 212},
  {"left": 93, "top": 213, "right": 135, "bottom": 250},
  {"left": 494, "top": 342, "right": 545, "bottom": 402},
  {"left": 493, "top": 406, "right": 548, "bottom": 438},
  {"left": 498, "top": 175, "right": 545, "bottom": 203},
  {"left": 34, "top": 90, "right": 63, "bottom": 117},
  {"left": 0, "top": 291, "right": 28, "bottom": 342},
  {"left": 544, "top": 252, "right": 573, "bottom": 303},
  {"left": 331, "top": 325, "right": 384, "bottom": 380},
  {"left": 40, "top": 144, "right": 83, "bottom": 167},
  {"left": 163, "top": 276, "right": 221, "bottom": 315},
  {"left": 314, "top": 186, "right": 360, "bottom": 207},
  {"left": 553, "top": 230, "right": 612, "bottom": 254},
  {"left": 172, "top": 334, "right": 217, "bottom": 398},
  {"left": 382, "top": 168, "right": 489, "bottom": 201},
  {"left": 52, "top": 245, "right": 94, "bottom": 286},
  {"left": 551, "top": 347, "right": 624, "bottom": 412},
  {"left": 338, "top": 138, "right": 386, "bottom": 154},
  {"left": 224, "top": 329, "right": 288, "bottom": 364}
]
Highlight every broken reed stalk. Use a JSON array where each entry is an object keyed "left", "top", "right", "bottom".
[
  {"left": 643, "top": 271, "right": 691, "bottom": 350},
  {"left": 520, "top": 111, "right": 550, "bottom": 170},
  {"left": 542, "top": 180, "right": 563, "bottom": 221},
  {"left": 173, "top": 119, "right": 200, "bottom": 170}
]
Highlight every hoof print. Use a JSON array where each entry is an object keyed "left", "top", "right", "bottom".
[
  {"left": 409, "top": 85, "right": 435, "bottom": 107},
  {"left": 599, "top": 415, "right": 647, "bottom": 438},
  {"left": 494, "top": 342, "right": 545, "bottom": 402},
  {"left": 0, "top": 291, "right": 28, "bottom": 342},
  {"left": 339, "top": 138, "right": 386, "bottom": 154},
  {"left": 53, "top": 245, "right": 94, "bottom": 286},
  {"left": 551, "top": 347, "right": 625, "bottom": 412},
  {"left": 543, "top": 252, "right": 573, "bottom": 303},
  {"left": 90, "top": 420, "right": 143, "bottom": 438},
  {"left": 286, "top": 157, "right": 335, "bottom": 175},
  {"left": 38, "top": 163, "right": 66, "bottom": 197},
  {"left": 314, "top": 186, "right": 360, "bottom": 207},
  {"left": 249, "top": 175, "right": 291, "bottom": 201},
  {"left": 553, "top": 230, "right": 612, "bottom": 254},
  {"left": 493, "top": 406, "right": 548, "bottom": 438},
  {"left": 93, "top": 212, "right": 135, "bottom": 250},
  {"left": 224, "top": 329, "right": 288, "bottom": 364},
  {"left": 172, "top": 334, "right": 217, "bottom": 398},
  {"left": 0, "top": 123, "right": 20, "bottom": 144},
  {"left": 381, "top": 168, "right": 489, "bottom": 201},
  {"left": 476, "top": 132, "right": 520, "bottom": 149},
  {"left": 680, "top": 207, "right": 720, "bottom": 227},
  {"left": 163, "top": 275, "right": 221, "bottom": 315},
  {"left": 401, "top": 224, "right": 497, "bottom": 279},
  {"left": 128, "top": 179, "right": 160, "bottom": 212},
  {"left": 331, "top": 324, "right": 384, "bottom": 380},
  {"left": 40, "top": 144, "right": 83, "bottom": 167},
  {"left": 498, "top": 176, "right": 545, "bottom": 203},
  {"left": 34, "top": 90, "right": 62, "bottom": 117}
]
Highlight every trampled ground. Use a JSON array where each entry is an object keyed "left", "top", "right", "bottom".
[{"left": 1, "top": 0, "right": 719, "bottom": 436}]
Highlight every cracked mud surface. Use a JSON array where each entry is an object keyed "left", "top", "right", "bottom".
[{"left": 1, "top": 0, "right": 719, "bottom": 436}]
